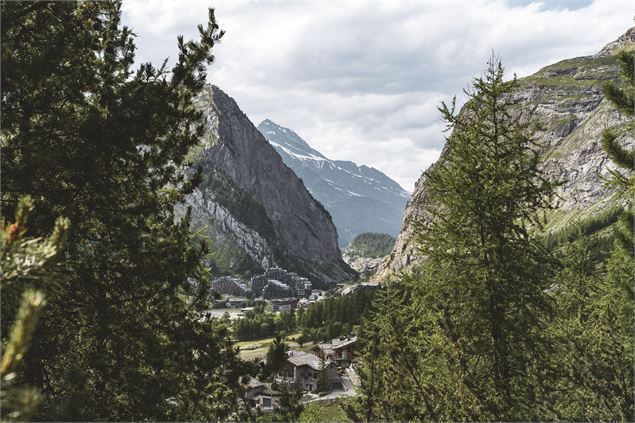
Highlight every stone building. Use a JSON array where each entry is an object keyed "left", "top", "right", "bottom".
[
  {"left": 313, "top": 335, "right": 357, "bottom": 368},
  {"left": 275, "top": 351, "right": 338, "bottom": 392},
  {"left": 271, "top": 298, "right": 298, "bottom": 313}
]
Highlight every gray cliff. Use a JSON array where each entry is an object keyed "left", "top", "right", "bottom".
[{"left": 186, "top": 85, "right": 354, "bottom": 285}]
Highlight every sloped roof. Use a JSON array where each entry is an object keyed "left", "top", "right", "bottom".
[
  {"left": 286, "top": 351, "right": 333, "bottom": 371},
  {"left": 240, "top": 376, "right": 264, "bottom": 391},
  {"left": 332, "top": 336, "right": 357, "bottom": 350}
]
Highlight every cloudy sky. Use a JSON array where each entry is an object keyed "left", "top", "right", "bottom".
[{"left": 122, "top": 0, "right": 633, "bottom": 191}]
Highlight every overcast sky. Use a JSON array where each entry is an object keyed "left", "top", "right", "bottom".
[{"left": 122, "top": 0, "right": 633, "bottom": 191}]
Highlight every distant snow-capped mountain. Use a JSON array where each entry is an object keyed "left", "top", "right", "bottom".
[{"left": 258, "top": 119, "right": 410, "bottom": 247}]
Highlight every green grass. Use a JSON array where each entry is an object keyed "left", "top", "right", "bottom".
[
  {"left": 299, "top": 399, "right": 352, "bottom": 423},
  {"left": 235, "top": 331, "right": 303, "bottom": 348},
  {"left": 236, "top": 331, "right": 309, "bottom": 360}
]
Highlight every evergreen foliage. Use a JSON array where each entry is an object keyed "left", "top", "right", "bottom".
[
  {"left": 297, "top": 288, "right": 376, "bottom": 342},
  {"left": 344, "top": 233, "right": 396, "bottom": 258},
  {"left": 548, "top": 236, "right": 634, "bottom": 420},
  {"left": 350, "top": 58, "right": 559, "bottom": 421},
  {"left": 601, "top": 50, "right": 634, "bottom": 254},
  {"left": 264, "top": 336, "right": 288, "bottom": 378},
  {"left": 234, "top": 288, "right": 375, "bottom": 342},
  {"left": 1, "top": 197, "right": 69, "bottom": 421},
  {"left": 349, "top": 53, "right": 635, "bottom": 422},
  {"left": 260, "top": 386, "right": 304, "bottom": 422},
  {"left": 541, "top": 205, "right": 623, "bottom": 250},
  {"left": 1, "top": 2, "right": 246, "bottom": 420}
]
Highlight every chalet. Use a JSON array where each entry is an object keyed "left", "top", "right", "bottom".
[
  {"left": 313, "top": 335, "right": 357, "bottom": 368},
  {"left": 275, "top": 351, "right": 338, "bottom": 392},
  {"left": 239, "top": 377, "right": 281, "bottom": 410}
]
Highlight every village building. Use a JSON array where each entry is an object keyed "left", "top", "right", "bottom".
[
  {"left": 211, "top": 276, "right": 252, "bottom": 297},
  {"left": 297, "top": 298, "right": 315, "bottom": 308},
  {"left": 313, "top": 335, "right": 357, "bottom": 368},
  {"left": 275, "top": 351, "right": 338, "bottom": 392},
  {"left": 261, "top": 279, "right": 294, "bottom": 299},
  {"left": 308, "top": 290, "right": 326, "bottom": 302},
  {"left": 271, "top": 298, "right": 298, "bottom": 313},
  {"left": 212, "top": 297, "right": 248, "bottom": 308},
  {"left": 251, "top": 267, "right": 313, "bottom": 299},
  {"left": 239, "top": 377, "right": 281, "bottom": 410}
]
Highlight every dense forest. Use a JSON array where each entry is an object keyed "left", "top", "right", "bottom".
[
  {"left": 344, "top": 233, "right": 396, "bottom": 258},
  {"left": 344, "top": 56, "right": 634, "bottom": 422},
  {"left": 233, "top": 288, "right": 376, "bottom": 342}
]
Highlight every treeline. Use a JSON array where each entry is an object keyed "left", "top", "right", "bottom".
[
  {"left": 297, "top": 288, "right": 376, "bottom": 342},
  {"left": 233, "top": 288, "right": 376, "bottom": 342},
  {"left": 345, "top": 56, "right": 634, "bottom": 422},
  {"left": 233, "top": 307, "right": 297, "bottom": 341},
  {"left": 345, "top": 232, "right": 396, "bottom": 257}
]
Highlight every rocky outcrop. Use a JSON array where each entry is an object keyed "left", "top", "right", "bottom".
[
  {"left": 342, "top": 252, "right": 383, "bottom": 280},
  {"left": 185, "top": 189, "right": 274, "bottom": 270},
  {"left": 375, "top": 29, "right": 635, "bottom": 280},
  {"left": 187, "top": 85, "right": 354, "bottom": 285}
]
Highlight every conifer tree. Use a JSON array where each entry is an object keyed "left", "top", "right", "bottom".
[
  {"left": 351, "top": 58, "right": 558, "bottom": 421},
  {"left": 264, "top": 336, "right": 288, "bottom": 379},
  {"left": 602, "top": 50, "right": 634, "bottom": 253},
  {"left": 1, "top": 1, "right": 244, "bottom": 420},
  {"left": 549, "top": 234, "right": 634, "bottom": 421},
  {"left": 1, "top": 197, "right": 68, "bottom": 421}
]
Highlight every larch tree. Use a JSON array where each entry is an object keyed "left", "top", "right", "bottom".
[
  {"left": 547, "top": 47, "right": 635, "bottom": 422},
  {"left": 350, "top": 58, "right": 559, "bottom": 421}
]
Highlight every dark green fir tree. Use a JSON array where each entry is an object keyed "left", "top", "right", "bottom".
[{"left": 1, "top": 1, "right": 245, "bottom": 420}]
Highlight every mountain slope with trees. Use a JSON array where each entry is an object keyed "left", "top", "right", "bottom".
[
  {"left": 348, "top": 39, "right": 633, "bottom": 422},
  {"left": 376, "top": 28, "right": 635, "bottom": 280}
]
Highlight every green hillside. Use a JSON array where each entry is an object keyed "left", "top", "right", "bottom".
[{"left": 344, "top": 232, "right": 396, "bottom": 258}]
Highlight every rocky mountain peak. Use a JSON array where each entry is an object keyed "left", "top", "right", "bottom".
[
  {"left": 257, "top": 119, "right": 410, "bottom": 246},
  {"left": 596, "top": 27, "right": 635, "bottom": 57},
  {"left": 187, "top": 85, "right": 354, "bottom": 284},
  {"left": 258, "top": 119, "right": 326, "bottom": 159}
]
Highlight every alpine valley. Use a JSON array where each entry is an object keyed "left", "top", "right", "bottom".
[
  {"left": 181, "top": 85, "right": 355, "bottom": 285},
  {"left": 257, "top": 119, "right": 410, "bottom": 247}
]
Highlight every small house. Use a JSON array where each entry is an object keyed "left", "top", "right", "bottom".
[
  {"left": 313, "top": 335, "right": 357, "bottom": 368},
  {"left": 275, "top": 351, "right": 338, "bottom": 392}
]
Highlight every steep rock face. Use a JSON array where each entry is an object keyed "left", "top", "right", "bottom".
[
  {"left": 187, "top": 85, "right": 354, "bottom": 284},
  {"left": 375, "top": 29, "right": 635, "bottom": 280},
  {"left": 257, "top": 119, "right": 410, "bottom": 247}
]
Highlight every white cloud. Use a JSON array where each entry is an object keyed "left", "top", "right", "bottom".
[{"left": 122, "top": 0, "right": 633, "bottom": 190}]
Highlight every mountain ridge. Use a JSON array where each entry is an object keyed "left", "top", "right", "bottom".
[
  {"left": 258, "top": 119, "right": 410, "bottom": 246},
  {"left": 375, "top": 28, "right": 635, "bottom": 280},
  {"left": 184, "top": 85, "right": 354, "bottom": 285}
]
